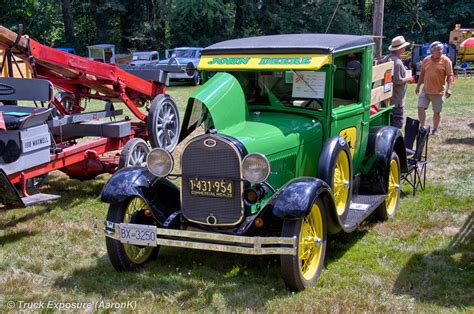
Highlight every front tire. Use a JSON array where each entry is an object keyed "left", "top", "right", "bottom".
[
  {"left": 280, "top": 198, "right": 327, "bottom": 291},
  {"left": 375, "top": 152, "right": 401, "bottom": 221},
  {"left": 106, "top": 197, "right": 159, "bottom": 271},
  {"left": 191, "top": 72, "right": 201, "bottom": 86}
]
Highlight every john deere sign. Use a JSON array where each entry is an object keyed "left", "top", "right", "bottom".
[{"left": 198, "top": 54, "right": 331, "bottom": 71}]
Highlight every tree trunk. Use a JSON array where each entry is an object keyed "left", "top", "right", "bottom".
[
  {"left": 373, "top": 0, "right": 384, "bottom": 61},
  {"left": 90, "top": 0, "right": 109, "bottom": 43},
  {"left": 234, "top": 0, "right": 244, "bottom": 37},
  {"left": 359, "top": 0, "right": 365, "bottom": 20},
  {"left": 61, "top": 0, "right": 75, "bottom": 43}
]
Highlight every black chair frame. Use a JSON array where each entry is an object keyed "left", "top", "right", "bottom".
[{"left": 401, "top": 117, "right": 429, "bottom": 196}]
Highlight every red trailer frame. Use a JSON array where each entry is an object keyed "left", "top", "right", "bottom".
[{"left": 0, "top": 25, "right": 182, "bottom": 207}]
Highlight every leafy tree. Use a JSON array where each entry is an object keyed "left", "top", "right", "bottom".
[
  {"left": 170, "top": 0, "right": 233, "bottom": 46},
  {"left": 0, "top": 0, "right": 471, "bottom": 56},
  {"left": 383, "top": 0, "right": 474, "bottom": 47}
]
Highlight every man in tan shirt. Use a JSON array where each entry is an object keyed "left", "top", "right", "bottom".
[
  {"left": 382, "top": 36, "right": 415, "bottom": 128},
  {"left": 415, "top": 41, "right": 453, "bottom": 136}
]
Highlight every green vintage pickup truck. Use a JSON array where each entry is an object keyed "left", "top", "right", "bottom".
[{"left": 102, "top": 34, "right": 406, "bottom": 291}]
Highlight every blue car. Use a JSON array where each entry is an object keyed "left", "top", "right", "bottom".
[
  {"left": 159, "top": 47, "right": 203, "bottom": 85},
  {"left": 55, "top": 47, "right": 77, "bottom": 55}
]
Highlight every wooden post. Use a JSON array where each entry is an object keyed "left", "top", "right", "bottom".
[{"left": 373, "top": 0, "right": 384, "bottom": 61}]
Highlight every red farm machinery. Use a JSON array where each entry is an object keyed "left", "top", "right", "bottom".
[{"left": 0, "top": 25, "right": 186, "bottom": 208}]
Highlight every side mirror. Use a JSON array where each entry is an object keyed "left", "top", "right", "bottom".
[{"left": 346, "top": 60, "right": 362, "bottom": 78}]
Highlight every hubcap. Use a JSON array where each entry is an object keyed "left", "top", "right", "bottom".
[
  {"left": 123, "top": 197, "right": 154, "bottom": 264},
  {"left": 333, "top": 151, "right": 350, "bottom": 216},
  {"left": 386, "top": 159, "right": 400, "bottom": 215},
  {"left": 299, "top": 203, "right": 324, "bottom": 281}
]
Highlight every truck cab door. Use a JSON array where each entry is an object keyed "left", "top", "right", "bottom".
[
  {"left": 328, "top": 52, "right": 369, "bottom": 173},
  {"left": 330, "top": 101, "right": 365, "bottom": 172}
]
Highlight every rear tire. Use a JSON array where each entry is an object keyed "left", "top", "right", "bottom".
[
  {"left": 375, "top": 152, "right": 401, "bottom": 221},
  {"left": 280, "top": 197, "right": 327, "bottom": 291},
  {"left": 106, "top": 197, "right": 159, "bottom": 271},
  {"left": 318, "top": 138, "right": 352, "bottom": 224}
]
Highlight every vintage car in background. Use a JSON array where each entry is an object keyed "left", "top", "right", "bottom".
[
  {"left": 129, "top": 51, "right": 160, "bottom": 66},
  {"left": 102, "top": 34, "right": 407, "bottom": 291},
  {"left": 159, "top": 46, "right": 203, "bottom": 85},
  {"left": 87, "top": 44, "right": 116, "bottom": 64}
]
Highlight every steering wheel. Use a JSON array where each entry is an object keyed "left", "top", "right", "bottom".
[{"left": 303, "top": 98, "right": 323, "bottom": 109}]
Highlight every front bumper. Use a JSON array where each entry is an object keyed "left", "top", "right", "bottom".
[{"left": 104, "top": 221, "right": 297, "bottom": 256}]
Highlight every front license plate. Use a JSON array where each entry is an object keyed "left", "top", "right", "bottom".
[
  {"left": 119, "top": 223, "right": 157, "bottom": 246},
  {"left": 189, "top": 178, "right": 234, "bottom": 198}
]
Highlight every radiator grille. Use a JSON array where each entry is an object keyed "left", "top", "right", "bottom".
[{"left": 181, "top": 135, "right": 244, "bottom": 225}]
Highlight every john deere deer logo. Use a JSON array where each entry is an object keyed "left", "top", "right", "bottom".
[{"left": 339, "top": 127, "right": 357, "bottom": 157}]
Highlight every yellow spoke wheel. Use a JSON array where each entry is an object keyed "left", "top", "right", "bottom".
[
  {"left": 299, "top": 204, "right": 324, "bottom": 281},
  {"left": 123, "top": 197, "right": 156, "bottom": 264},
  {"left": 386, "top": 159, "right": 400, "bottom": 215},
  {"left": 376, "top": 152, "right": 401, "bottom": 221},
  {"left": 333, "top": 150, "right": 350, "bottom": 216},
  {"left": 105, "top": 196, "right": 159, "bottom": 271},
  {"left": 281, "top": 199, "right": 327, "bottom": 291}
]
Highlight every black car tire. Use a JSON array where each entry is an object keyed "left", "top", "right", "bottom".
[
  {"left": 191, "top": 72, "right": 201, "bottom": 86},
  {"left": 280, "top": 197, "right": 327, "bottom": 291},
  {"left": 318, "top": 137, "right": 353, "bottom": 225},
  {"left": 375, "top": 152, "right": 401, "bottom": 221},
  {"left": 105, "top": 197, "right": 160, "bottom": 271}
]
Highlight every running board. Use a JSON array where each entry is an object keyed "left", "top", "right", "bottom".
[{"left": 344, "top": 194, "right": 386, "bottom": 230}]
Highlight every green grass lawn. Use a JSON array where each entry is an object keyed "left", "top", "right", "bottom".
[{"left": 1, "top": 80, "right": 473, "bottom": 312}]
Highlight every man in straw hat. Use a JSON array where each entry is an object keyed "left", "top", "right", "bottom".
[
  {"left": 415, "top": 41, "right": 453, "bottom": 136},
  {"left": 382, "top": 35, "right": 415, "bottom": 129}
]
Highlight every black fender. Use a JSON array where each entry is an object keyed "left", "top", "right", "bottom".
[
  {"left": 101, "top": 167, "right": 180, "bottom": 225},
  {"left": 317, "top": 136, "right": 353, "bottom": 223},
  {"left": 267, "top": 177, "right": 342, "bottom": 234},
  {"left": 360, "top": 126, "right": 408, "bottom": 194}
]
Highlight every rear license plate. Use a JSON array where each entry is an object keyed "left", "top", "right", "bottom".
[
  {"left": 189, "top": 178, "right": 234, "bottom": 198},
  {"left": 119, "top": 223, "right": 157, "bottom": 246}
]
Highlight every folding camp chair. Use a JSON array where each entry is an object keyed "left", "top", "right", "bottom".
[{"left": 401, "top": 117, "right": 429, "bottom": 196}]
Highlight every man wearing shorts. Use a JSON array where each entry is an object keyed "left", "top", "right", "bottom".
[{"left": 415, "top": 41, "right": 453, "bottom": 136}]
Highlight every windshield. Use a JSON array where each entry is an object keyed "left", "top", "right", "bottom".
[
  {"left": 229, "top": 71, "right": 326, "bottom": 111},
  {"left": 172, "top": 49, "right": 197, "bottom": 58},
  {"left": 133, "top": 54, "right": 151, "bottom": 61}
]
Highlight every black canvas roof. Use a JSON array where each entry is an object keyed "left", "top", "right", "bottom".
[{"left": 202, "top": 34, "right": 374, "bottom": 54}]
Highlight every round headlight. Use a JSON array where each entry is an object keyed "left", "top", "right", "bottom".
[
  {"left": 242, "top": 153, "right": 270, "bottom": 183},
  {"left": 146, "top": 148, "right": 174, "bottom": 177}
]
